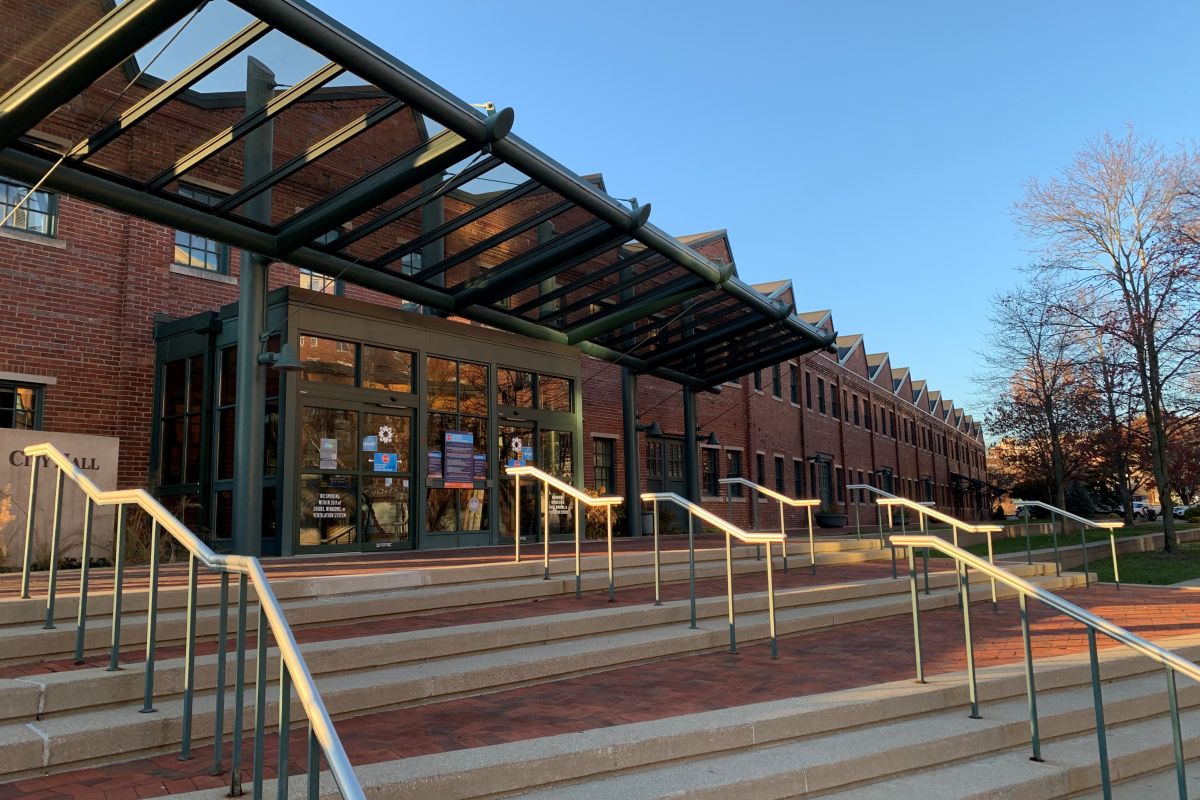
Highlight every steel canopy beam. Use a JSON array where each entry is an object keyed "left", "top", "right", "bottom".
[
  {"left": 0, "top": 0, "right": 202, "bottom": 150},
  {"left": 75, "top": 20, "right": 273, "bottom": 160},
  {"left": 705, "top": 337, "right": 825, "bottom": 387},
  {"left": 509, "top": 248, "right": 656, "bottom": 318},
  {"left": 148, "top": 60, "right": 345, "bottom": 190},
  {"left": 275, "top": 112, "right": 511, "bottom": 254},
  {"left": 215, "top": 96, "right": 408, "bottom": 214},
  {"left": 541, "top": 259, "right": 680, "bottom": 327},
  {"left": 644, "top": 310, "right": 774, "bottom": 369},
  {"left": 565, "top": 280, "right": 711, "bottom": 346},
  {"left": 599, "top": 293, "right": 735, "bottom": 351}
]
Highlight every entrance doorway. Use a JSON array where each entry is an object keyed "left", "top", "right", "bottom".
[
  {"left": 646, "top": 436, "right": 688, "bottom": 533},
  {"left": 297, "top": 403, "right": 415, "bottom": 551}
]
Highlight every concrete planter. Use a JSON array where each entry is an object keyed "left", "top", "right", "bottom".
[{"left": 816, "top": 513, "right": 848, "bottom": 529}]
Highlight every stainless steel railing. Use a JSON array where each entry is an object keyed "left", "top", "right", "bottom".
[
  {"left": 1013, "top": 499, "right": 1125, "bottom": 588},
  {"left": 505, "top": 465, "right": 623, "bottom": 600},
  {"left": 892, "top": 532, "right": 1198, "bottom": 800},
  {"left": 845, "top": 483, "right": 936, "bottom": 543},
  {"left": 19, "top": 443, "right": 362, "bottom": 800},
  {"left": 718, "top": 477, "right": 820, "bottom": 574},
  {"left": 642, "top": 492, "right": 786, "bottom": 658}
]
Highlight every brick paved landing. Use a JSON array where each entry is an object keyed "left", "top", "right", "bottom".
[
  {"left": 0, "top": 559, "right": 946, "bottom": 679},
  {"left": 4, "top": 584, "right": 1199, "bottom": 800}
]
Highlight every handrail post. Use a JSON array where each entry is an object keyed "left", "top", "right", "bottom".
[
  {"left": 278, "top": 662, "right": 292, "bottom": 800},
  {"left": 1050, "top": 513, "right": 1061, "bottom": 577},
  {"left": 1018, "top": 593, "right": 1042, "bottom": 761},
  {"left": 307, "top": 724, "right": 319, "bottom": 800},
  {"left": 73, "top": 496, "right": 95, "bottom": 662},
  {"left": 42, "top": 468, "right": 66, "bottom": 628},
  {"left": 1079, "top": 518, "right": 1090, "bottom": 589},
  {"left": 1110, "top": 532, "right": 1121, "bottom": 590},
  {"left": 725, "top": 530, "right": 736, "bottom": 654},
  {"left": 139, "top": 520, "right": 160, "bottom": 713},
  {"left": 652, "top": 499, "right": 661, "bottom": 606},
  {"left": 1166, "top": 666, "right": 1188, "bottom": 799},
  {"left": 765, "top": 541, "right": 778, "bottom": 659},
  {"left": 513, "top": 474, "right": 520, "bottom": 563},
  {"left": 961, "top": 562, "right": 981, "bottom": 719},
  {"left": 541, "top": 487, "right": 550, "bottom": 581},
  {"left": 688, "top": 510, "right": 697, "bottom": 629},
  {"left": 573, "top": 497, "right": 581, "bottom": 599},
  {"left": 778, "top": 499, "right": 788, "bottom": 574},
  {"left": 877, "top": 502, "right": 885, "bottom": 550},
  {"left": 986, "top": 530, "right": 998, "bottom": 612},
  {"left": 1024, "top": 519, "right": 1032, "bottom": 566},
  {"left": 179, "top": 553, "right": 199, "bottom": 760},
  {"left": 906, "top": 546, "right": 924, "bottom": 683},
  {"left": 953, "top": 525, "right": 962, "bottom": 608},
  {"left": 854, "top": 502, "right": 861, "bottom": 540},
  {"left": 253, "top": 603, "right": 269, "bottom": 800},
  {"left": 212, "top": 572, "right": 230, "bottom": 776},
  {"left": 807, "top": 505, "right": 815, "bottom": 576},
  {"left": 923, "top": 547, "right": 930, "bottom": 595},
  {"left": 20, "top": 455, "right": 40, "bottom": 598},
  {"left": 606, "top": 505, "right": 615, "bottom": 602},
  {"left": 107, "top": 505, "right": 126, "bottom": 671},
  {"left": 231, "top": 573, "right": 249, "bottom": 796},
  {"left": 1087, "top": 628, "right": 1112, "bottom": 799}
]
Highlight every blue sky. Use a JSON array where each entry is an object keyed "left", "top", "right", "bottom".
[{"left": 146, "top": 0, "right": 1200, "bottom": 414}]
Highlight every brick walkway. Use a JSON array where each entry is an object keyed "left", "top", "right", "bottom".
[
  {"left": 3, "top": 584, "right": 1199, "bottom": 799},
  {"left": 0, "top": 559, "right": 943, "bottom": 679}
]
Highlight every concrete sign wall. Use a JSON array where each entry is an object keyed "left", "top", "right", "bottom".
[{"left": 0, "top": 430, "right": 120, "bottom": 571}]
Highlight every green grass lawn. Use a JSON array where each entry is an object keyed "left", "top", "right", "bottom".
[
  {"left": 1090, "top": 542, "right": 1200, "bottom": 585},
  {"left": 962, "top": 524, "right": 1176, "bottom": 558}
]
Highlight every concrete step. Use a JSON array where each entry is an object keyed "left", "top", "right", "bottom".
[
  {"left": 0, "top": 569, "right": 1081, "bottom": 779},
  {"left": 0, "top": 545, "right": 893, "bottom": 666},
  {"left": 192, "top": 633, "right": 1200, "bottom": 800}
]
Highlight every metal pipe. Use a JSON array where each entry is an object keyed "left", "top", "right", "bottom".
[
  {"left": 513, "top": 474, "right": 520, "bottom": 563},
  {"left": 1050, "top": 513, "right": 1061, "bottom": 577},
  {"left": 961, "top": 562, "right": 981, "bottom": 719},
  {"left": 621, "top": 369, "right": 641, "bottom": 537},
  {"left": 107, "top": 505, "right": 126, "bottom": 671},
  {"left": 73, "top": 496, "right": 95, "bottom": 662},
  {"left": 807, "top": 505, "right": 815, "bottom": 575},
  {"left": 766, "top": 542, "right": 778, "bottom": 659},
  {"left": 1025, "top": 520, "right": 1032, "bottom": 566},
  {"left": 253, "top": 603, "right": 269, "bottom": 800},
  {"left": 213, "top": 572, "right": 229, "bottom": 776},
  {"left": 278, "top": 663, "right": 292, "bottom": 800},
  {"left": 179, "top": 554, "right": 199, "bottom": 760},
  {"left": 20, "top": 456, "right": 39, "bottom": 598},
  {"left": 606, "top": 505, "right": 614, "bottom": 602},
  {"left": 140, "top": 520, "right": 160, "bottom": 713},
  {"left": 542, "top": 488, "right": 550, "bottom": 581},
  {"left": 923, "top": 547, "right": 930, "bottom": 595},
  {"left": 1166, "top": 666, "right": 1187, "bottom": 799},
  {"left": 986, "top": 531, "right": 997, "bottom": 612},
  {"left": 307, "top": 724, "right": 319, "bottom": 800},
  {"left": 42, "top": 468, "right": 65, "bottom": 628},
  {"left": 231, "top": 574, "right": 249, "bottom": 795},
  {"left": 687, "top": 510, "right": 697, "bottom": 629},
  {"left": 906, "top": 546, "right": 924, "bottom": 683},
  {"left": 574, "top": 497, "right": 581, "bottom": 599},
  {"left": 1080, "top": 519, "right": 1090, "bottom": 589},
  {"left": 1019, "top": 593, "right": 1042, "bottom": 761},
  {"left": 1088, "top": 628, "right": 1112, "bottom": 799},
  {"left": 652, "top": 499, "right": 661, "bottom": 606},
  {"left": 1110, "top": 533, "right": 1121, "bottom": 590},
  {"left": 725, "top": 531, "right": 736, "bottom": 654}
]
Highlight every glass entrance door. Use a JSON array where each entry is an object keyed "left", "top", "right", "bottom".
[
  {"left": 298, "top": 404, "right": 414, "bottom": 551},
  {"left": 498, "top": 423, "right": 536, "bottom": 543}
]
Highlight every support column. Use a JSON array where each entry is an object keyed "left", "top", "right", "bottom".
[
  {"left": 420, "top": 173, "right": 445, "bottom": 316},
  {"left": 537, "top": 220, "right": 557, "bottom": 320},
  {"left": 231, "top": 58, "right": 275, "bottom": 556},
  {"left": 683, "top": 387, "right": 699, "bottom": 534},
  {"left": 622, "top": 368, "right": 642, "bottom": 537}
]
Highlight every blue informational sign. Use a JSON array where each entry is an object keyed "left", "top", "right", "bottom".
[
  {"left": 444, "top": 430, "right": 475, "bottom": 488},
  {"left": 373, "top": 452, "right": 398, "bottom": 473},
  {"left": 362, "top": 435, "right": 378, "bottom": 452},
  {"left": 473, "top": 453, "right": 488, "bottom": 480},
  {"left": 427, "top": 451, "right": 442, "bottom": 481},
  {"left": 522, "top": 446, "right": 534, "bottom": 462}
]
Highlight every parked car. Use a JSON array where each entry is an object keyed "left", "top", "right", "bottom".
[
  {"left": 1176, "top": 504, "right": 1194, "bottom": 519},
  {"left": 1130, "top": 501, "right": 1158, "bottom": 521}
]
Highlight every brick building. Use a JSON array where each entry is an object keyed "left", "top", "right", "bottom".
[{"left": 0, "top": 0, "right": 987, "bottom": 556}]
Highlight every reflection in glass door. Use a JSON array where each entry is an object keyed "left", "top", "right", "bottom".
[
  {"left": 361, "top": 412, "right": 413, "bottom": 549},
  {"left": 540, "top": 429, "right": 575, "bottom": 539},
  {"left": 498, "top": 424, "right": 536, "bottom": 542}
]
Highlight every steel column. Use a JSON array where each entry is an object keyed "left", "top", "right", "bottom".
[
  {"left": 683, "top": 388, "right": 699, "bottom": 536},
  {"left": 1018, "top": 593, "right": 1042, "bottom": 761},
  {"left": 622, "top": 369, "right": 641, "bottom": 537}
]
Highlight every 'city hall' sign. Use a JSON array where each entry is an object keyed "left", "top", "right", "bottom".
[{"left": 0, "top": 430, "right": 119, "bottom": 571}]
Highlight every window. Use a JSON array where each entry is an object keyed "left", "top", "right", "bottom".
[
  {"left": 817, "top": 377, "right": 826, "bottom": 414},
  {"left": 857, "top": 470, "right": 865, "bottom": 503},
  {"left": 771, "top": 364, "right": 782, "bottom": 398},
  {"left": 726, "top": 450, "right": 743, "bottom": 497},
  {"left": 863, "top": 398, "right": 872, "bottom": 431},
  {"left": 702, "top": 447, "right": 719, "bottom": 496},
  {"left": 774, "top": 456, "right": 785, "bottom": 493},
  {"left": 174, "top": 186, "right": 229, "bottom": 272},
  {"left": 0, "top": 382, "right": 42, "bottom": 429},
  {"left": 890, "top": 410, "right": 897, "bottom": 438},
  {"left": 753, "top": 370, "right": 762, "bottom": 391},
  {"left": 593, "top": 438, "right": 614, "bottom": 493},
  {"left": 756, "top": 452, "right": 766, "bottom": 487},
  {"left": 497, "top": 369, "right": 533, "bottom": 407},
  {"left": 805, "top": 372, "right": 812, "bottom": 409},
  {"left": 299, "top": 335, "right": 357, "bottom": 385},
  {"left": 793, "top": 459, "right": 804, "bottom": 497},
  {"left": 537, "top": 374, "right": 572, "bottom": 411},
  {"left": 362, "top": 345, "right": 413, "bottom": 393},
  {"left": 831, "top": 384, "right": 840, "bottom": 418},
  {"left": 789, "top": 365, "right": 798, "bottom": 404},
  {"left": 843, "top": 389, "right": 850, "bottom": 422},
  {"left": 836, "top": 467, "right": 846, "bottom": 502},
  {"left": 159, "top": 356, "right": 205, "bottom": 486},
  {"left": 400, "top": 252, "right": 422, "bottom": 276},
  {"left": 299, "top": 268, "right": 342, "bottom": 295},
  {"left": 1, "top": 176, "right": 56, "bottom": 236},
  {"left": 852, "top": 395, "right": 860, "bottom": 425}
]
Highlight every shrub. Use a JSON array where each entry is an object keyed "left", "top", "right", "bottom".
[{"left": 1185, "top": 506, "right": 1200, "bottom": 524}]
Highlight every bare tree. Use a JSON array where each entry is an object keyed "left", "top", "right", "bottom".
[
  {"left": 1080, "top": 327, "right": 1142, "bottom": 525},
  {"left": 1016, "top": 128, "right": 1200, "bottom": 552}
]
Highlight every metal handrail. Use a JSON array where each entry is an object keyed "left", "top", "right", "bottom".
[
  {"left": 845, "top": 483, "right": 935, "bottom": 542},
  {"left": 641, "top": 492, "right": 785, "bottom": 658},
  {"left": 876, "top": 496, "right": 1004, "bottom": 610},
  {"left": 19, "top": 443, "right": 362, "bottom": 800},
  {"left": 719, "top": 477, "right": 819, "bottom": 574},
  {"left": 505, "top": 465, "right": 622, "bottom": 600},
  {"left": 892, "top": 533, "right": 1197, "bottom": 799},
  {"left": 1013, "top": 500, "right": 1124, "bottom": 588}
]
